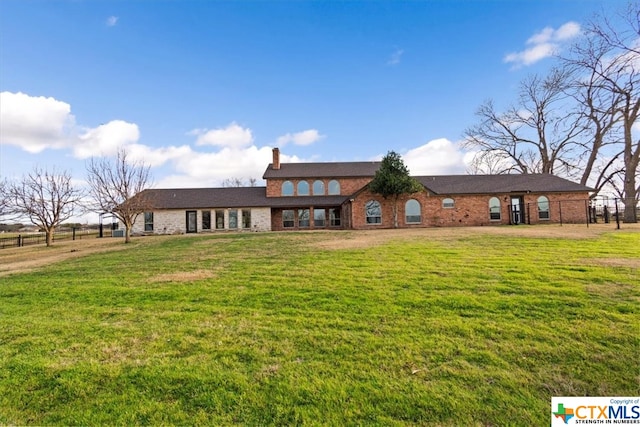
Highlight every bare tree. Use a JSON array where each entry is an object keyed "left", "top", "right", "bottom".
[
  {"left": 222, "top": 177, "right": 258, "bottom": 187},
  {"left": 86, "top": 148, "right": 153, "bottom": 243},
  {"left": 563, "top": 53, "right": 624, "bottom": 190},
  {"left": 7, "top": 168, "right": 82, "bottom": 246},
  {"left": 565, "top": 3, "right": 640, "bottom": 221},
  {"left": 463, "top": 68, "right": 584, "bottom": 176},
  {"left": 0, "top": 178, "right": 9, "bottom": 218}
]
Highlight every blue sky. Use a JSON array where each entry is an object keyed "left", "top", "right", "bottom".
[{"left": 0, "top": 0, "right": 623, "bottom": 208}]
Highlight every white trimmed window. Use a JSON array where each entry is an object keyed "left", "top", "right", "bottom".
[
  {"left": 405, "top": 199, "right": 421, "bottom": 223},
  {"left": 282, "top": 181, "right": 294, "bottom": 196},
  {"left": 330, "top": 208, "right": 341, "bottom": 226},
  {"left": 489, "top": 197, "right": 501, "bottom": 221},
  {"left": 328, "top": 180, "right": 340, "bottom": 195},
  {"left": 538, "top": 196, "right": 550, "bottom": 220},
  {"left": 314, "top": 209, "right": 326, "bottom": 227},
  {"left": 313, "top": 180, "right": 325, "bottom": 195},
  {"left": 366, "top": 200, "right": 382, "bottom": 224},
  {"left": 283, "top": 210, "right": 295, "bottom": 228},
  {"left": 297, "top": 181, "right": 310, "bottom": 196},
  {"left": 202, "top": 210, "right": 211, "bottom": 230},
  {"left": 442, "top": 198, "right": 455, "bottom": 209},
  {"left": 298, "top": 209, "right": 310, "bottom": 227},
  {"left": 144, "top": 212, "right": 154, "bottom": 231},
  {"left": 229, "top": 210, "right": 238, "bottom": 228}
]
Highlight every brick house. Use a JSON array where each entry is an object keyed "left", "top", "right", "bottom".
[{"left": 131, "top": 148, "right": 592, "bottom": 234}]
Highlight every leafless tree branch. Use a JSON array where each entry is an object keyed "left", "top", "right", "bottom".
[
  {"left": 86, "top": 148, "right": 153, "bottom": 243},
  {"left": 7, "top": 167, "right": 83, "bottom": 246}
]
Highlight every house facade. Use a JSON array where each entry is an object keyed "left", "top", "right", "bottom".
[{"left": 132, "top": 148, "right": 592, "bottom": 234}]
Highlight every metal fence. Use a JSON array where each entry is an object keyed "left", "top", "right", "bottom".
[
  {"left": 588, "top": 196, "right": 639, "bottom": 229},
  {"left": 501, "top": 197, "right": 635, "bottom": 228},
  {"left": 0, "top": 228, "right": 115, "bottom": 249}
]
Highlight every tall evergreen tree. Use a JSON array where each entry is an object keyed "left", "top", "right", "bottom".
[{"left": 368, "top": 151, "right": 424, "bottom": 228}]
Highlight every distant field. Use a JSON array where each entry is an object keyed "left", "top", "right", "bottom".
[{"left": 0, "top": 225, "right": 638, "bottom": 425}]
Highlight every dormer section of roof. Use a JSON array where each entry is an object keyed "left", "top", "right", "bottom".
[{"left": 263, "top": 148, "right": 381, "bottom": 179}]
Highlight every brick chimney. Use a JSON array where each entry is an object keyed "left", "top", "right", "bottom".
[{"left": 272, "top": 147, "right": 281, "bottom": 170}]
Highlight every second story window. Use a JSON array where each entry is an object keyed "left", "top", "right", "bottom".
[
  {"left": 328, "top": 180, "right": 340, "bottom": 195},
  {"left": 282, "top": 180, "right": 294, "bottom": 196},
  {"left": 313, "top": 180, "right": 325, "bottom": 195},
  {"left": 297, "top": 180, "right": 310, "bottom": 196}
]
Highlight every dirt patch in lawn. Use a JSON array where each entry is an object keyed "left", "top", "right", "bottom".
[
  {"left": 0, "top": 237, "right": 129, "bottom": 277},
  {"left": 311, "top": 224, "right": 640, "bottom": 250},
  {"left": 2, "top": 224, "right": 637, "bottom": 275},
  {"left": 580, "top": 257, "right": 640, "bottom": 269},
  {"left": 149, "top": 269, "right": 218, "bottom": 283}
]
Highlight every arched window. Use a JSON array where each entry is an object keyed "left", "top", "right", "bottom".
[
  {"left": 538, "top": 196, "right": 550, "bottom": 220},
  {"left": 489, "top": 197, "right": 501, "bottom": 220},
  {"left": 282, "top": 181, "right": 294, "bottom": 196},
  {"left": 297, "top": 180, "right": 310, "bottom": 196},
  {"left": 405, "top": 199, "right": 421, "bottom": 223},
  {"left": 328, "top": 180, "right": 340, "bottom": 195},
  {"left": 442, "top": 198, "right": 455, "bottom": 209},
  {"left": 366, "top": 200, "right": 382, "bottom": 224},
  {"left": 313, "top": 180, "right": 325, "bottom": 195}
]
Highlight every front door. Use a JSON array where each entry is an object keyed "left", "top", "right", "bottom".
[
  {"left": 510, "top": 196, "right": 524, "bottom": 224},
  {"left": 186, "top": 210, "right": 197, "bottom": 233}
]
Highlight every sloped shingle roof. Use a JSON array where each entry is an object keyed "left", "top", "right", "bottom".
[
  {"left": 142, "top": 187, "right": 270, "bottom": 209},
  {"left": 141, "top": 173, "right": 592, "bottom": 211},
  {"left": 263, "top": 161, "right": 381, "bottom": 179},
  {"left": 263, "top": 195, "right": 349, "bottom": 208},
  {"left": 416, "top": 174, "right": 593, "bottom": 195}
]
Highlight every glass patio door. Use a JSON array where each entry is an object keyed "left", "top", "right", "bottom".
[{"left": 186, "top": 210, "right": 197, "bottom": 233}]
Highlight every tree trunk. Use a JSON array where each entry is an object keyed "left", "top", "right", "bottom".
[
  {"left": 125, "top": 225, "right": 132, "bottom": 243},
  {"left": 622, "top": 116, "right": 639, "bottom": 223},
  {"left": 45, "top": 228, "right": 54, "bottom": 247},
  {"left": 393, "top": 196, "right": 399, "bottom": 228},
  {"left": 622, "top": 166, "right": 638, "bottom": 223}
]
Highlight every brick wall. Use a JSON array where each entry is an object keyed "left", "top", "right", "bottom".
[
  {"left": 131, "top": 191, "right": 590, "bottom": 234},
  {"left": 349, "top": 190, "right": 590, "bottom": 229},
  {"left": 266, "top": 177, "right": 373, "bottom": 197}
]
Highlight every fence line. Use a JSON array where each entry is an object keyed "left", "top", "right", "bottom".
[{"left": 0, "top": 229, "right": 115, "bottom": 249}]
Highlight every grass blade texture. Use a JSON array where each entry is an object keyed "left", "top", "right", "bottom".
[{"left": 1, "top": 227, "right": 638, "bottom": 425}]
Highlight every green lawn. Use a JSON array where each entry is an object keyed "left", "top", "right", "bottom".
[{"left": 1, "top": 228, "right": 638, "bottom": 425}]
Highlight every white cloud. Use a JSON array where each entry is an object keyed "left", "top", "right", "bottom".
[
  {"left": 504, "top": 43, "right": 557, "bottom": 67},
  {"left": 505, "top": 21, "right": 581, "bottom": 68},
  {"left": 276, "top": 129, "right": 324, "bottom": 146},
  {"left": 106, "top": 16, "right": 118, "bottom": 27},
  {"left": 527, "top": 27, "right": 555, "bottom": 45},
  {"left": 402, "top": 138, "right": 469, "bottom": 175},
  {"left": 554, "top": 22, "right": 581, "bottom": 41},
  {"left": 75, "top": 120, "right": 140, "bottom": 159},
  {"left": 387, "top": 48, "right": 404, "bottom": 66},
  {"left": 158, "top": 146, "right": 306, "bottom": 188},
  {"left": 126, "top": 144, "right": 193, "bottom": 168},
  {"left": 0, "top": 91, "right": 75, "bottom": 153},
  {"left": 190, "top": 122, "right": 253, "bottom": 148}
]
